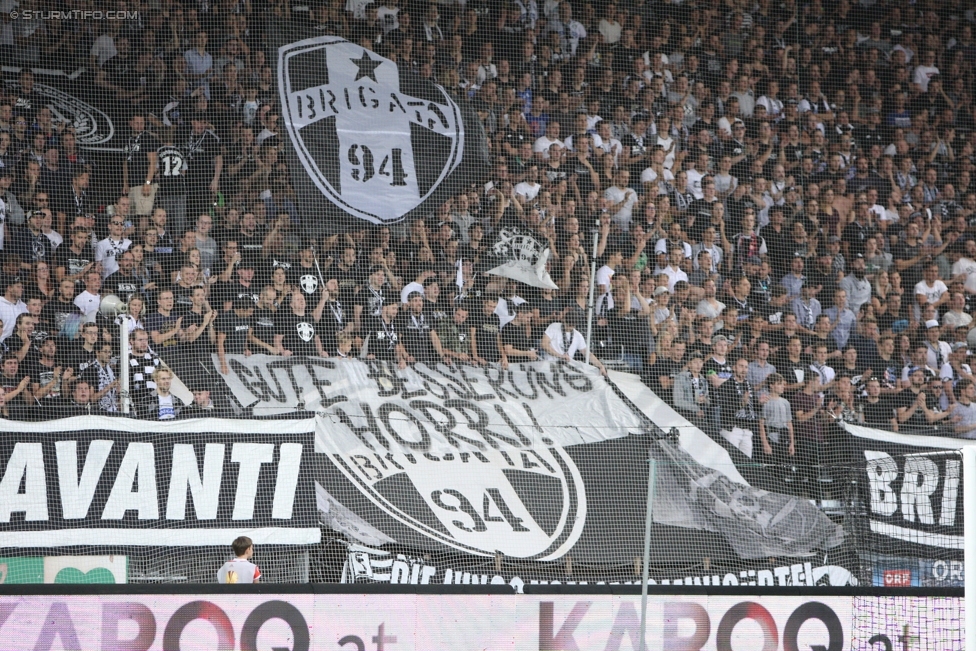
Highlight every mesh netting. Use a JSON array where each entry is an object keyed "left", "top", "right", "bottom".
[
  {"left": 852, "top": 595, "right": 964, "bottom": 651},
  {"left": 0, "top": 7, "right": 973, "bottom": 647}
]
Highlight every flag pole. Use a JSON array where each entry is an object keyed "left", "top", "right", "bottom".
[{"left": 584, "top": 230, "right": 599, "bottom": 365}]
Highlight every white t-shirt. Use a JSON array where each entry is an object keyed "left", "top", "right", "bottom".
[
  {"left": 94, "top": 237, "right": 132, "bottom": 279},
  {"left": 914, "top": 279, "right": 948, "bottom": 320},
  {"left": 952, "top": 257, "right": 976, "bottom": 294},
  {"left": 656, "top": 135, "right": 676, "bottom": 169},
  {"left": 157, "top": 393, "right": 176, "bottom": 420},
  {"left": 943, "top": 310, "right": 973, "bottom": 330},
  {"left": 217, "top": 558, "right": 262, "bottom": 583},
  {"left": 376, "top": 5, "right": 400, "bottom": 31},
  {"left": 544, "top": 322, "right": 587, "bottom": 360},
  {"left": 639, "top": 167, "right": 674, "bottom": 195},
  {"left": 686, "top": 168, "right": 706, "bottom": 199},
  {"left": 532, "top": 136, "right": 564, "bottom": 158},
  {"left": 74, "top": 291, "right": 101, "bottom": 320},
  {"left": 662, "top": 265, "right": 688, "bottom": 291},
  {"left": 595, "top": 264, "right": 614, "bottom": 293},
  {"left": 514, "top": 181, "right": 541, "bottom": 201},
  {"left": 604, "top": 185, "right": 638, "bottom": 229},
  {"left": 913, "top": 64, "right": 940, "bottom": 92},
  {"left": 345, "top": 0, "right": 374, "bottom": 20},
  {"left": 717, "top": 116, "right": 734, "bottom": 137},
  {"left": 0, "top": 297, "right": 27, "bottom": 341},
  {"left": 44, "top": 229, "right": 63, "bottom": 250}
]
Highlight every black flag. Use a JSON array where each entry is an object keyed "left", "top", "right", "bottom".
[{"left": 270, "top": 21, "right": 489, "bottom": 233}]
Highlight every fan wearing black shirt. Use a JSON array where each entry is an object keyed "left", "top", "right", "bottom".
[
  {"left": 104, "top": 251, "right": 142, "bottom": 303},
  {"left": 500, "top": 303, "right": 539, "bottom": 362},
  {"left": 55, "top": 228, "right": 95, "bottom": 285},
  {"left": 68, "top": 323, "right": 100, "bottom": 379},
  {"left": 650, "top": 340, "right": 686, "bottom": 396},
  {"left": 219, "top": 258, "right": 259, "bottom": 311},
  {"left": 333, "top": 245, "right": 363, "bottom": 307},
  {"left": 248, "top": 286, "right": 278, "bottom": 355},
  {"left": 64, "top": 169, "right": 95, "bottom": 232},
  {"left": 122, "top": 113, "right": 160, "bottom": 219},
  {"left": 0, "top": 356, "right": 32, "bottom": 413},
  {"left": 274, "top": 292, "right": 327, "bottom": 358},
  {"left": 354, "top": 265, "right": 387, "bottom": 333},
  {"left": 316, "top": 278, "right": 348, "bottom": 356},
  {"left": 363, "top": 301, "right": 407, "bottom": 368},
  {"left": 860, "top": 378, "right": 896, "bottom": 430},
  {"left": 292, "top": 243, "right": 325, "bottom": 301},
  {"left": 41, "top": 279, "right": 84, "bottom": 337},
  {"left": 237, "top": 211, "right": 265, "bottom": 257},
  {"left": 217, "top": 296, "right": 254, "bottom": 375},
  {"left": 182, "top": 114, "right": 223, "bottom": 223},
  {"left": 774, "top": 336, "right": 808, "bottom": 395},
  {"left": 399, "top": 292, "right": 447, "bottom": 365},
  {"left": 12, "top": 70, "right": 43, "bottom": 125},
  {"left": 471, "top": 296, "right": 508, "bottom": 367},
  {"left": 29, "top": 336, "right": 71, "bottom": 408},
  {"left": 716, "top": 358, "right": 760, "bottom": 432},
  {"left": 154, "top": 126, "right": 188, "bottom": 237}
]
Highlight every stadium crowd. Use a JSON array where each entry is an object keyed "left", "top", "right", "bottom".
[{"left": 0, "top": 0, "right": 976, "bottom": 482}]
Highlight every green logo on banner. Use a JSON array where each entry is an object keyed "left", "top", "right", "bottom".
[
  {"left": 0, "top": 557, "right": 44, "bottom": 584},
  {"left": 53, "top": 567, "right": 118, "bottom": 584}
]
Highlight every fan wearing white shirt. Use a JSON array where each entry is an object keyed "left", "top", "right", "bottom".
[
  {"left": 541, "top": 313, "right": 607, "bottom": 375},
  {"left": 640, "top": 146, "right": 674, "bottom": 195},
  {"left": 94, "top": 216, "right": 132, "bottom": 279},
  {"left": 603, "top": 170, "right": 638, "bottom": 231},
  {"left": 912, "top": 51, "right": 939, "bottom": 93},
  {"left": 655, "top": 114, "right": 677, "bottom": 169},
  {"left": 595, "top": 249, "right": 621, "bottom": 298},
  {"left": 685, "top": 153, "right": 708, "bottom": 199},
  {"left": 943, "top": 292, "right": 973, "bottom": 330},
  {"left": 533, "top": 122, "right": 564, "bottom": 159},
  {"left": 514, "top": 165, "right": 542, "bottom": 203},
  {"left": 809, "top": 343, "right": 836, "bottom": 392},
  {"left": 922, "top": 320, "right": 953, "bottom": 371},
  {"left": 73, "top": 271, "right": 102, "bottom": 323},
  {"left": 658, "top": 246, "right": 689, "bottom": 291},
  {"left": 913, "top": 263, "right": 949, "bottom": 322},
  {"left": 951, "top": 239, "right": 976, "bottom": 295}
]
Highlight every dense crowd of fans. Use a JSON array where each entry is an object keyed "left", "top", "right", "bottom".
[{"left": 0, "top": 0, "right": 975, "bottom": 491}]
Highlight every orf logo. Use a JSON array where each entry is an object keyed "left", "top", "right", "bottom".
[{"left": 278, "top": 37, "right": 464, "bottom": 224}]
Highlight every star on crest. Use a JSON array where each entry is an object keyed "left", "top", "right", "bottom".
[{"left": 350, "top": 50, "right": 382, "bottom": 83}]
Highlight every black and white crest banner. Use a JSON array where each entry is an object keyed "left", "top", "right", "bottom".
[
  {"left": 217, "top": 356, "right": 843, "bottom": 566},
  {"left": 272, "top": 24, "right": 489, "bottom": 232}
]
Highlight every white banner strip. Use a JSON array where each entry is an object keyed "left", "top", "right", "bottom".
[
  {"left": 843, "top": 422, "right": 970, "bottom": 450},
  {"left": 0, "top": 528, "right": 321, "bottom": 547},
  {"left": 869, "top": 520, "right": 964, "bottom": 550},
  {"left": 0, "top": 415, "right": 316, "bottom": 435}
]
